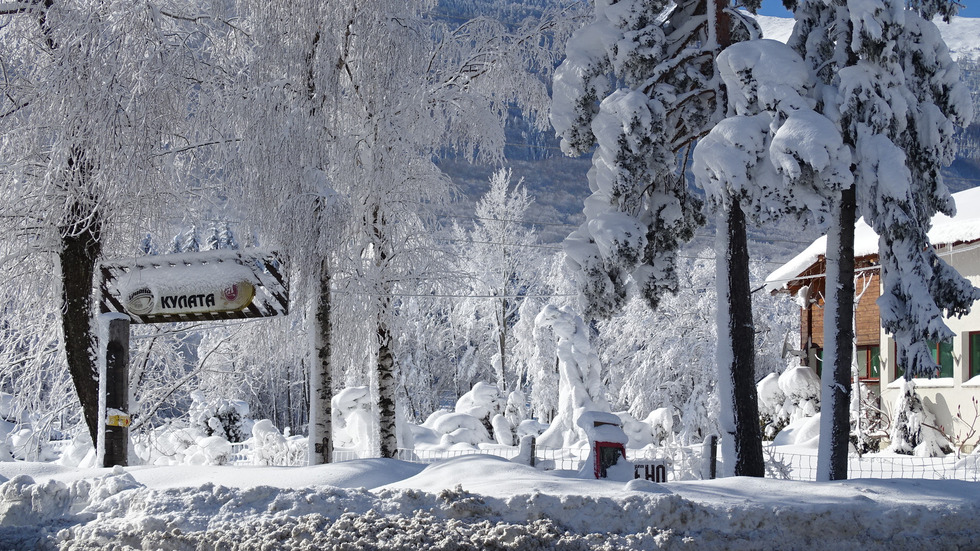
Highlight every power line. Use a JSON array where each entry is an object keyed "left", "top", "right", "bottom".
[
  {"left": 333, "top": 290, "right": 575, "bottom": 299},
  {"left": 434, "top": 213, "right": 579, "bottom": 229}
]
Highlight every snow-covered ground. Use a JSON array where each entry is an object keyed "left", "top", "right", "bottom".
[{"left": 1, "top": 456, "right": 977, "bottom": 550}]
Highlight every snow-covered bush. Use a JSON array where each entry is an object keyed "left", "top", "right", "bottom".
[
  {"left": 7, "top": 427, "right": 57, "bottom": 462},
  {"left": 248, "top": 419, "right": 288, "bottom": 465},
  {"left": 188, "top": 391, "right": 250, "bottom": 443},
  {"left": 757, "top": 373, "right": 788, "bottom": 440},
  {"left": 455, "top": 382, "right": 501, "bottom": 430},
  {"left": 616, "top": 408, "right": 674, "bottom": 448},
  {"left": 332, "top": 386, "right": 376, "bottom": 454},
  {"left": 850, "top": 382, "right": 886, "bottom": 454},
  {"left": 420, "top": 410, "right": 492, "bottom": 447},
  {"left": 758, "top": 365, "right": 820, "bottom": 440},
  {"left": 182, "top": 435, "right": 234, "bottom": 465},
  {"left": 503, "top": 390, "right": 527, "bottom": 431},
  {"left": 55, "top": 431, "right": 96, "bottom": 467},
  {"left": 888, "top": 379, "right": 952, "bottom": 457}
]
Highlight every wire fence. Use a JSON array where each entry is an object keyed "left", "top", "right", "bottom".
[
  {"left": 228, "top": 439, "right": 980, "bottom": 482},
  {"left": 764, "top": 448, "right": 980, "bottom": 481}
]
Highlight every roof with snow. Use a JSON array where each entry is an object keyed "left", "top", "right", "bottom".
[{"left": 765, "top": 186, "right": 980, "bottom": 294}]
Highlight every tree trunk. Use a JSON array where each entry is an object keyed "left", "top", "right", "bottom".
[
  {"left": 373, "top": 207, "right": 398, "bottom": 459},
  {"left": 377, "top": 308, "right": 398, "bottom": 458},
  {"left": 723, "top": 200, "right": 765, "bottom": 477},
  {"left": 817, "top": 185, "right": 856, "bottom": 481},
  {"left": 310, "top": 261, "right": 333, "bottom": 464},
  {"left": 498, "top": 296, "right": 508, "bottom": 390},
  {"left": 60, "top": 202, "right": 103, "bottom": 443}
]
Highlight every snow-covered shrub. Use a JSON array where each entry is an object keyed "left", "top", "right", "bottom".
[
  {"left": 757, "top": 373, "right": 788, "bottom": 440},
  {"left": 188, "top": 391, "right": 250, "bottom": 443},
  {"left": 772, "top": 414, "right": 821, "bottom": 448},
  {"left": 778, "top": 366, "right": 820, "bottom": 419},
  {"left": 616, "top": 408, "right": 674, "bottom": 448},
  {"left": 491, "top": 414, "right": 514, "bottom": 446},
  {"left": 248, "top": 419, "right": 288, "bottom": 465},
  {"left": 8, "top": 427, "right": 56, "bottom": 461},
  {"left": 182, "top": 435, "right": 233, "bottom": 465},
  {"left": 516, "top": 419, "right": 547, "bottom": 440},
  {"left": 757, "top": 365, "right": 820, "bottom": 440},
  {"left": 332, "top": 386, "right": 375, "bottom": 454},
  {"left": 55, "top": 431, "right": 95, "bottom": 467},
  {"left": 850, "top": 382, "right": 886, "bottom": 454},
  {"left": 455, "top": 382, "right": 501, "bottom": 430},
  {"left": 888, "top": 379, "right": 952, "bottom": 457},
  {"left": 134, "top": 425, "right": 207, "bottom": 465},
  {"left": 503, "top": 390, "right": 527, "bottom": 429},
  {"left": 420, "top": 410, "right": 492, "bottom": 447}
]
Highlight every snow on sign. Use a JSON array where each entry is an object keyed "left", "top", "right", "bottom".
[{"left": 99, "top": 249, "right": 288, "bottom": 323}]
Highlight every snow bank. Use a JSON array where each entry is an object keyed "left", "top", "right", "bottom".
[{"left": 1, "top": 456, "right": 978, "bottom": 550}]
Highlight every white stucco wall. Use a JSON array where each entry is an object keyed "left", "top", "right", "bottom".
[{"left": 879, "top": 242, "right": 980, "bottom": 451}]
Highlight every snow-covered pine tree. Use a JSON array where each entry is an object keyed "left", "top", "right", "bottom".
[
  {"left": 784, "top": 0, "right": 976, "bottom": 479},
  {"left": 206, "top": 226, "right": 221, "bottom": 251},
  {"left": 219, "top": 223, "right": 240, "bottom": 250},
  {"left": 168, "top": 234, "right": 183, "bottom": 255},
  {"left": 181, "top": 226, "right": 202, "bottom": 253},
  {"left": 550, "top": 0, "right": 757, "bottom": 320},
  {"left": 694, "top": 38, "right": 850, "bottom": 477},
  {"left": 140, "top": 234, "right": 158, "bottom": 256}
]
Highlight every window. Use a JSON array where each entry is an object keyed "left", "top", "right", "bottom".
[
  {"left": 856, "top": 345, "right": 880, "bottom": 381},
  {"left": 970, "top": 332, "right": 980, "bottom": 379},
  {"left": 897, "top": 340, "right": 953, "bottom": 379},
  {"left": 812, "top": 347, "right": 879, "bottom": 380}
]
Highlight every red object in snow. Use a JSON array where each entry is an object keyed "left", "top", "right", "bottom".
[{"left": 593, "top": 441, "right": 627, "bottom": 479}]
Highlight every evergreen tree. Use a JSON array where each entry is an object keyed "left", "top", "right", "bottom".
[
  {"left": 551, "top": 0, "right": 757, "bottom": 320},
  {"left": 182, "top": 226, "right": 202, "bottom": 253},
  {"left": 694, "top": 38, "right": 850, "bottom": 477},
  {"left": 781, "top": 0, "right": 976, "bottom": 480},
  {"left": 206, "top": 226, "right": 221, "bottom": 251}
]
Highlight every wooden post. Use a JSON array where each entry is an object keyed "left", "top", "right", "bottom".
[
  {"left": 103, "top": 316, "right": 130, "bottom": 467},
  {"left": 703, "top": 435, "right": 718, "bottom": 480}
]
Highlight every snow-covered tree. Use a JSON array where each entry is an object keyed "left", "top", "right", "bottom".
[
  {"left": 451, "top": 169, "right": 541, "bottom": 391},
  {"left": 534, "top": 304, "right": 608, "bottom": 448},
  {"left": 220, "top": 0, "right": 574, "bottom": 459},
  {"left": 0, "top": 0, "right": 225, "bottom": 441},
  {"left": 783, "top": 0, "right": 977, "bottom": 480},
  {"left": 550, "top": 0, "right": 757, "bottom": 319},
  {"left": 694, "top": 38, "right": 850, "bottom": 476}
]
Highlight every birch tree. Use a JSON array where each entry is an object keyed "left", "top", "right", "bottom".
[
  {"left": 0, "top": 0, "right": 222, "bottom": 441},
  {"left": 223, "top": 0, "right": 574, "bottom": 458},
  {"left": 451, "top": 169, "right": 541, "bottom": 391}
]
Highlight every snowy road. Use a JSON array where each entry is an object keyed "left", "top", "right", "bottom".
[{"left": 1, "top": 456, "right": 977, "bottom": 550}]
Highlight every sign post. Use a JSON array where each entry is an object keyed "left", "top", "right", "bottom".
[
  {"left": 97, "top": 249, "right": 289, "bottom": 468},
  {"left": 102, "top": 315, "right": 131, "bottom": 467}
]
